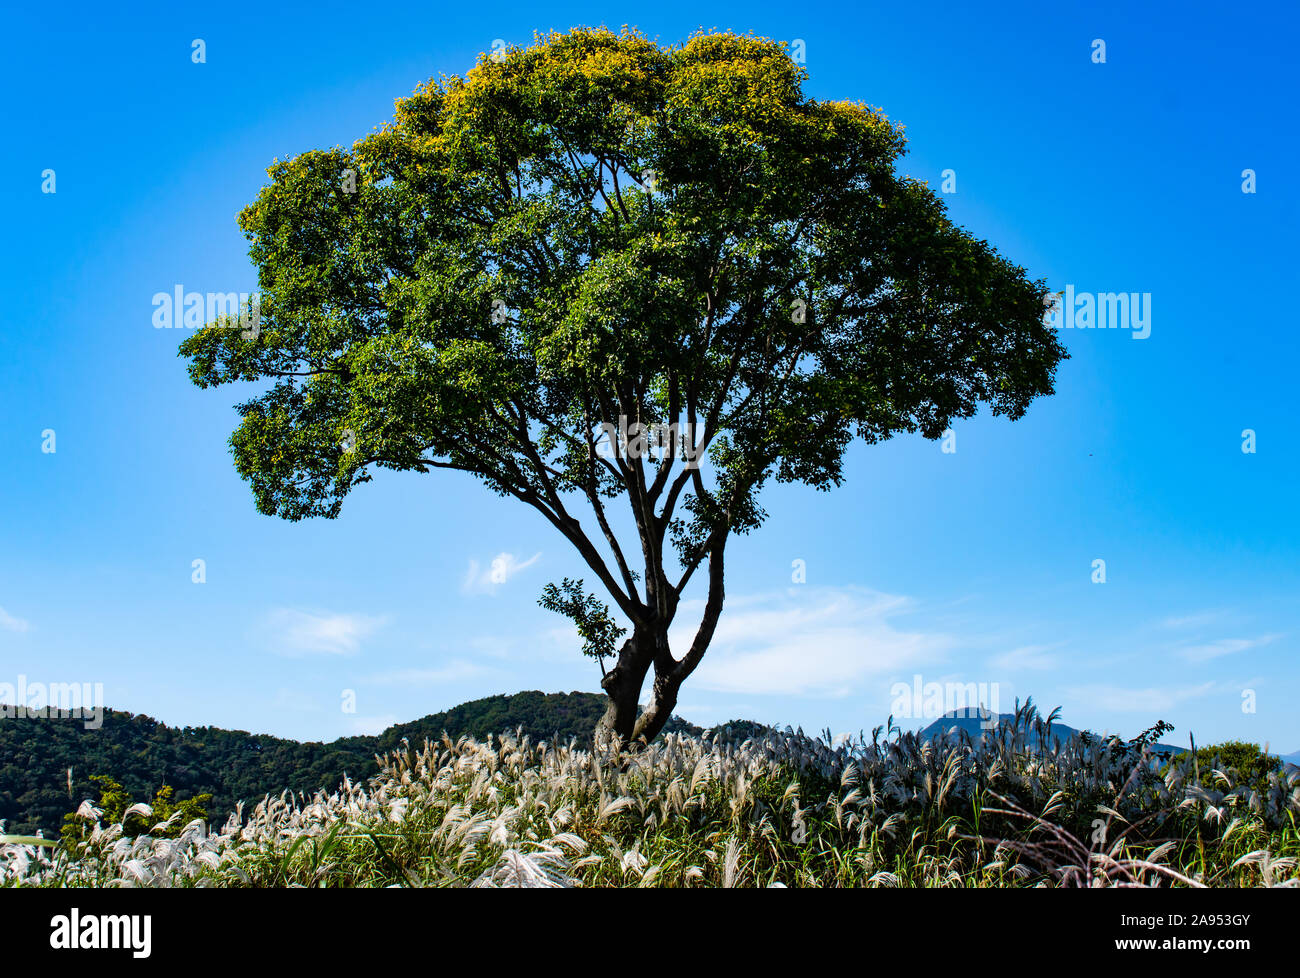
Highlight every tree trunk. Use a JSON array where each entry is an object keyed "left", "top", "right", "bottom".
[
  {"left": 596, "top": 646, "right": 646, "bottom": 750},
  {"left": 596, "top": 625, "right": 677, "bottom": 751},
  {"left": 630, "top": 666, "right": 681, "bottom": 744},
  {"left": 594, "top": 546, "right": 727, "bottom": 751}
]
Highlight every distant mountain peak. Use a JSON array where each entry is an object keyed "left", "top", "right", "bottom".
[
  {"left": 935, "top": 706, "right": 1001, "bottom": 720},
  {"left": 917, "top": 710, "right": 1184, "bottom": 756}
]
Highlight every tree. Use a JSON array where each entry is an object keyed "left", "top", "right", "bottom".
[
  {"left": 61, "top": 776, "right": 212, "bottom": 851},
  {"left": 180, "top": 28, "right": 1067, "bottom": 748},
  {"left": 1185, "top": 741, "right": 1283, "bottom": 794}
]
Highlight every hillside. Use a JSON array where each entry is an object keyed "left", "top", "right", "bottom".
[
  {"left": 0, "top": 690, "right": 700, "bottom": 837},
  {"left": 7, "top": 713, "right": 1298, "bottom": 889},
  {"left": 6, "top": 695, "right": 1291, "bottom": 840}
]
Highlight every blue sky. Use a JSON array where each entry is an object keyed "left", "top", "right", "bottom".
[{"left": 2, "top": 1, "right": 1297, "bottom": 750}]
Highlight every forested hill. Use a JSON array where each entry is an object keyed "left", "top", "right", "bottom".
[{"left": 0, "top": 690, "right": 702, "bottom": 837}]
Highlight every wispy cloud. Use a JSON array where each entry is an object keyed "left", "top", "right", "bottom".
[
  {"left": 0, "top": 607, "right": 30, "bottom": 633},
  {"left": 264, "top": 609, "right": 388, "bottom": 656},
  {"left": 366, "top": 659, "right": 496, "bottom": 686},
  {"left": 462, "top": 552, "right": 541, "bottom": 595},
  {"left": 1065, "top": 682, "right": 1216, "bottom": 714},
  {"left": 345, "top": 714, "right": 398, "bottom": 736},
  {"left": 678, "top": 588, "right": 949, "bottom": 697},
  {"left": 1177, "top": 634, "right": 1280, "bottom": 663},
  {"left": 988, "top": 643, "right": 1062, "bottom": 672},
  {"left": 675, "top": 701, "right": 757, "bottom": 727},
  {"left": 1160, "top": 610, "right": 1229, "bottom": 630},
  {"left": 272, "top": 689, "right": 322, "bottom": 713}
]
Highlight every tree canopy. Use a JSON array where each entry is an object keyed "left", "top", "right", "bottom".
[{"left": 180, "top": 27, "right": 1067, "bottom": 745}]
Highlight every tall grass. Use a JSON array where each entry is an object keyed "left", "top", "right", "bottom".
[{"left": 4, "top": 705, "right": 1297, "bottom": 887}]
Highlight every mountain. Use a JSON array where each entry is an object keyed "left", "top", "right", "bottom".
[
  {"left": 1, "top": 696, "right": 1254, "bottom": 840},
  {"left": 918, "top": 709, "right": 1186, "bottom": 756},
  {"left": 0, "top": 690, "right": 701, "bottom": 838}
]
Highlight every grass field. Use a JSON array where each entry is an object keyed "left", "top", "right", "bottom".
[{"left": 4, "top": 706, "right": 1297, "bottom": 887}]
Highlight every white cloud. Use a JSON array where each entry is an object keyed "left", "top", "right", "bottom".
[
  {"left": 988, "top": 644, "right": 1062, "bottom": 672},
  {"left": 675, "top": 702, "right": 756, "bottom": 726},
  {"left": 0, "top": 607, "right": 31, "bottom": 633},
  {"left": 272, "top": 689, "right": 322, "bottom": 712},
  {"left": 1161, "top": 611, "right": 1228, "bottom": 629},
  {"left": 346, "top": 714, "right": 398, "bottom": 736},
  {"left": 1065, "top": 682, "right": 1216, "bottom": 714},
  {"left": 265, "top": 609, "right": 387, "bottom": 656},
  {"left": 462, "top": 552, "right": 541, "bottom": 594},
  {"left": 464, "top": 633, "right": 550, "bottom": 661},
  {"left": 1177, "top": 634, "right": 1280, "bottom": 663},
  {"left": 676, "top": 588, "right": 949, "bottom": 697},
  {"left": 366, "top": 659, "right": 496, "bottom": 686}
]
